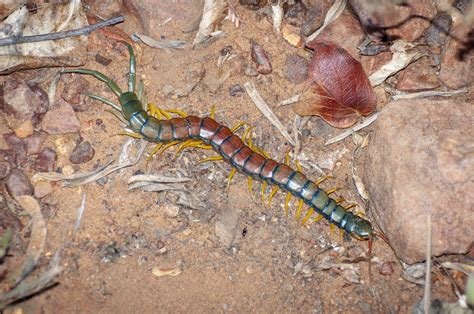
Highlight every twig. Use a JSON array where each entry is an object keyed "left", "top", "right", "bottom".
[
  {"left": 244, "top": 81, "right": 296, "bottom": 146},
  {"left": 391, "top": 88, "right": 468, "bottom": 100},
  {"left": 325, "top": 112, "right": 379, "bottom": 146},
  {"left": 0, "top": 15, "right": 124, "bottom": 47}
]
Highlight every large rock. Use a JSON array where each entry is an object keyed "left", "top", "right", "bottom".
[{"left": 360, "top": 99, "right": 473, "bottom": 264}]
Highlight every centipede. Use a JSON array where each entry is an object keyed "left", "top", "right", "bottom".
[{"left": 62, "top": 41, "right": 377, "bottom": 245}]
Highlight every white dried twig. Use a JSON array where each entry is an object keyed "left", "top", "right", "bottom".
[
  {"left": 56, "top": 0, "right": 81, "bottom": 32},
  {"left": 325, "top": 112, "right": 379, "bottom": 146},
  {"left": 225, "top": 2, "right": 241, "bottom": 28},
  {"left": 74, "top": 192, "right": 86, "bottom": 230},
  {"left": 279, "top": 93, "right": 302, "bottom": 106},
  {"left": 391, "top": 88, "right": 468, "bottom": 100},
  {"left": 244, "top": 81, "right": 295, "bottom": 146},
  {"left": 133, "top": 33, "right": 186, "bottom": 49},
  {"left": 271, "top": 1, "right": 283, "bottom": 33},
  {"left": 306, "top": 0, "right": 347, "bottom": 42},
  {"left": 193, "top": 0, "right": 228, "bottom": 47},
  {"left": 369, "top": 40, "right": 424, "bottom": 86},
  {"left": 423, "top": 214, "right": 432, "bottom": 314}
]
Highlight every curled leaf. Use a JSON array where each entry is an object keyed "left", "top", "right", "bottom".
[{"left": 294, "top": 41, "right": 376, "bottom": 128}]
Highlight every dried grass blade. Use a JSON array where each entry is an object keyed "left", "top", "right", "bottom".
[{"left": 306, "top": 0, "right": 347, "bottom": 42}]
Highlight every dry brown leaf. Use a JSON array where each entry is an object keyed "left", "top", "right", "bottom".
[{"left": 294, "top": 41, "right": 377, "bottom": 128}]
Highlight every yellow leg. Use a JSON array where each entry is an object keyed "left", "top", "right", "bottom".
[
  {"left": 326, "top": 187, "right": 340, "bottom": 195},
  {"left": 210, "top": 106, "right": 216, "bottom": 119},
  {"left": 284, "top": 192, "right": 292, "bottom": 216},
  {"left": 285, "top": 151, "right": 291, "bottom": 166},
  {"left": 194, "top": 144, "right": 213, "bottom": 150},
  {"left": 344, "top": 204, "right": 357, "bottom": 211},
  {"left": 165, "top": 109, "right": 187, "bottom": 117},
  {"left": 295, "top": 199, "right": 304, "bottom": 221},
  {"left": 147, "top": 143, "right": 163, "bottom": 162},
  {"left": 330, "top": 223, "right": 335, "bottom": 236},
  {"left": 175, "top": 139, "right": 203, "bottom": 156},
  {"left": 148, "top": 103, "right": 163, "bottom": 119},
  {"left": 118, "top": 131, "right": 143, "bottom": 139},
  {"left": 226, "top": 168, "right": 237, "bottom": 191},
  {"left": 230, "top": 121, "right": 247, "bottom": 133},
  {"left": 158, "top": 141, "right": 181, "bottom": 155},
  {"left": 267, "top": 186, "right": 279, "bottom": 206},
  {"left": 315, "top": 175, "right": 333, "bottom": 186},
  {"left": 197, "top": 155, "right": 223, "bottom": 164},
  {"left": 313, "top": 214, "right": 323, "bottom": 223},
  {"left": 335, "top": 197, "right": 345, "bottom": 204},
  {"left": 158, "top": 108, "right": 172, "bottom": 120},
  {"left": 295, "top": 159, "right": 302, "bottom": 172},
  {"left": 260, "top": 181, "right": 267, "bottom": 203},
  {"left": 247, "top": 176, "right": 253, "bottom": 195},
  {"left": 301, "top": 208, "right": 314, "bottom": 226}
]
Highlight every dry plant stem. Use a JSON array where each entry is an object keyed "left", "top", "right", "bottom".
[
  {"left": 306, "top": 0, "right": 347, "bottom": 42},
  {"left": 325, "top": 112, "right": 379, "bottom": 145},
  {"left": 244, "top": 81, "right": 296, "bottom": 146},
  {"left": 0, "top": 16, "right": 124, "bottom": 47},
  {"left": 391, "top": 88, "right": 468, "bottom": 100}
]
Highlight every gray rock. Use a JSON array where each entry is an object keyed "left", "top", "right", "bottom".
[
  {"left": 360, "top": 99, "right": 473, "bottom": 263},
  {"left": 284, "top": 54, "right": 308, "bottom": 84}
]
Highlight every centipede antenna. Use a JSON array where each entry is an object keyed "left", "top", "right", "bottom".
[
  {"left": 137, "top": 79, "right": 144, "bottom": 102},
  {"left": 62, "top": 68, "right": 122, "bottom": 96},
  {"left": 119, "top": 41, "right": 136, "bottom": 92},
  {"left": 87, "top": 94, "right": 121, "bottom": 111}
]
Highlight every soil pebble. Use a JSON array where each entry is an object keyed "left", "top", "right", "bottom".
[
  {"left": 284, "top": 54, "right": 308, "bottom": 84},
  {"left": 23, "top": 132, "right": 47, "bottom": 155},
  {"left": 69, "top": 141, "right": 95, "bottom": 164},
  {"left": 34, "top": 180, "right": 53, "bottom": 198},
  {"left": 5, "top": 168, "right": 33, "bottom": 197},
  {"left": 0, "top": 160, "right": 12, "bottom": 179},
  {"left": 35, "top": 148, "right": 57, "bottom": 172},
  {"left": 41, "top": 100, "right": 81, "bottom": 134},
  {"left": 1, "top": 80, "right": 49, "bottom": 119}
]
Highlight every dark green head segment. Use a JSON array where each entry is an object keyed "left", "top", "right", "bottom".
[{"left": 342, "top": 213, "right": 374, "bottom": 240}]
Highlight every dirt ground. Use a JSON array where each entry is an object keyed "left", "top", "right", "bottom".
[{"left": 1, "top": 4, "right": 465, "bottom": 314}]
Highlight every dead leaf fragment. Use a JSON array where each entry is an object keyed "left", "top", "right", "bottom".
[
  {"left": 152, "top": 266, "right": 182, "bottom": 277},
  {"left": 294, "top": 41, "right": 377, "bottom": 128}
]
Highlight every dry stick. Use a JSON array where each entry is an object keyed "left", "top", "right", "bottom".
[
  {"left": 423, "top": 214, "right": 432, "bottom": 314},
  {"left": 0, "top": 15, "right": 124, "bottom": 47}
]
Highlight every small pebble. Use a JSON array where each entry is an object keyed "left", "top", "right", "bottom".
[
  {"left": 2, "top": 79, "right": 49, "bottom": 119},
  {"left": 282, "top": 282, "right": 294, "bottom": 292},
  {"left": 23, "top": 132, "right": 47, "bottom": 155},
  {"left": 284, "top": 1, "right": 307, "bottom": 27},
  {"left": 62, "top": 165, "right": 74, "bottom": 175},
  {"left": 239, "top": 0, "right": 266, "bottom": 10},
  {"left": 251, "top": 40, "right": 272, "bottom": 75},
  {"left": 0, "top": 161, "right": 12, "bottom": 179},
  {"left": 5, "top": 168, "right": 33, "bottom": 197},
  {"left": 284, "top": 54, "right": 308, "bottom": 84},
  {"left": 95, "top": 54, "right": 112, "bottom": 66},
  {"left": 34, "top": 180, "right": 53, "bottom": 198},
  {"left": 163, "top": 205, "right": 180, "bottom": 218},
  {"left": 182, "top": 228, "right": 192, "bottom": 236},
  {"left": 69, "top": 141, "right": 95, "bottom": 164},
  {"left": 35, "top": 148, "right": 57, "bottom": 172},
  {"left": 13, "top": 120, "right": 34, "bottom": 138},
  {"left": 41, "top": 101, "right": 81, "bottom": 134},
  {"left": 229, "top": 84, "right": 244, "bottom": 96},
  {"left": 379, "top": 261, "right": 395, "bottom": 276}
]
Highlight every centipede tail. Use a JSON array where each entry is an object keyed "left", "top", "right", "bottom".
[{"left": 61, "top": 41, "right": 375, "bottom": 241}]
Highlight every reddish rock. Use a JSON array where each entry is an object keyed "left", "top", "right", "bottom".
[
  {"left": 316, "top": 12, "right": 365, "bottom": 60},
  {"left": 35, "top": 148, "right": 57, "bottom": 172},
  {"left": 23, "top": 132, "right": 47, "bottom": 155},
  {"left": 284, "top": 54, "right": 308, "bottom": 84},
  {"left": 283, "top": 1, "right": 307, "bottom": 27},
  {"left": 439, "top": 21, "right": 474, "bottom": 88},
  {"left": 41, "top": 100, "right": 81, "bottom": 134},
  {"left": 349, "top": 0, "right": 436, "bottom": 42},
  {"left": 395, "top": 57, "right": 440, "bottom": 91},
  {"left": 34, "top": 181, "right": 53, "bottom": 198},
  {"left": 69, "top": 141, "right": 95, "bottom": 164},
  {"left": 379, "top": 262, "right": 395, "bottom": 276},
  {"left": 3, "top": 133, "right": 26, "bottom": 166},
  {"left": 360, "top": 99, "right": 473, "bottom": 263},
  {"left": 61, "top": 74, "right": 90, "bottom": 111},
  {"left": 5, "top": 168, "right": 33, "bottom": 197},
  {"left": 301, "top": 0, "right": 332, "bottom": 36},
  {"left": 1, "top": 80, "right": 49, "bottom": 119},
  {"left": 0, "top": 160, "right": 12, "bottom": 179}
]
